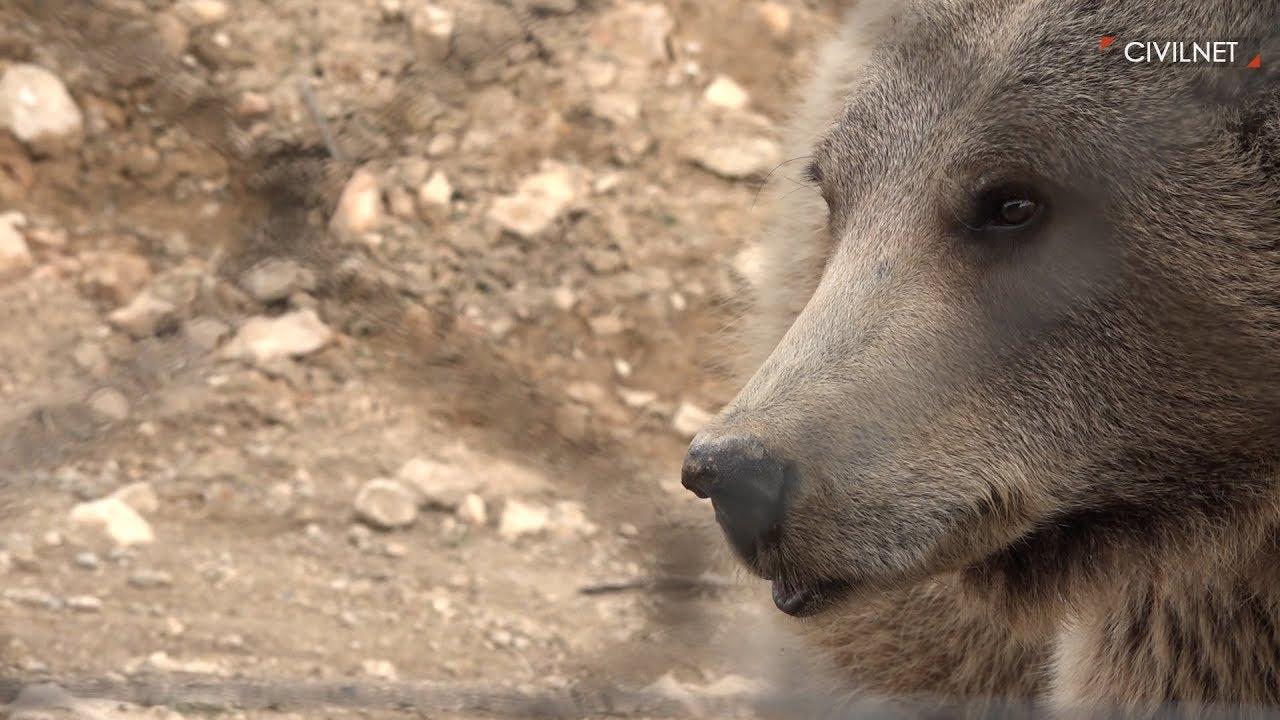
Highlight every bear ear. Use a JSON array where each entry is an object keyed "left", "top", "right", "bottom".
[
  {"left": 1228, "top": 38, "right": 1280, "bottom": 178},
  {"left": 1234, "top": 92, "right": 1279, "bottom": 178}
]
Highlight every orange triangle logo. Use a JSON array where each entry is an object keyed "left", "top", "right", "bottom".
[
  {"left": 1099, "top": 36, "right": 1117, "bottom": 52},
  {"left": 1247, "top": 53, "right": 1262, "bottom": 69}
]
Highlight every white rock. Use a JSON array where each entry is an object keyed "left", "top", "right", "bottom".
[
  {"left": 354, "top": 479, "right": 418, "bottom": 529},
  {"left": 0, "top": 64, "right": 83, "bottom": 156},
  {"left": 240, "top": 258, "right": 308, "bottom": 303},
  {"left": 427, "top": 134, "right": 456, "bottom": 157},
  {"left": 684, "top": 135, "right": 781, "bottom": 180},
  {"left": 88, "top": 388, "right": 130, "bottom": 422},
  {"left": 0, "top": 212, "right": 32, "bottom": 280},
  {"left": 549, "top": 501, "right": 598, "bottom": 539},
  {"left": 411, "top": 4, "right": 455, "bottom": 60},
  {"left": 69, "top": 497, "right": 154, "bottom": 547},
  {"left": 362, "top": 659, "right": 398, "bottom": 680},
  {"left": 184, "top": 316, "right": 230, "bottom": 352},
  {"left": 618, "top": 388, "right": 658, "bottom": 408},
  {"left": 703, "top": 75, "right": 750, "bottom": 110},
  {"left": 590, "top": 3, "right": 674, "bottom": 66},
  {"left": 757, "top": 2, "right": 793, "bottom": 38},
  {"left": 590, "top": 92, "right": 641, "bottom": 125},
  {"left": 66, "top": 595, "right": 102, "bottom": 613},
  {"left": 4, "top": 588, "right": 60, "bottom": 610},
  {"left": 488, "top": 163, "right": 580, "bottom": 239},
  {"left": 672, "top": 402, "right": 714, "bottom": 438},
  {"left": 456, "top": 493, "right": 487, "bottom": 526},
  {"left": 396, "top": 457, "right": 482, "bottom": 508},
  {"left": 418, "top": 171, "right": 453, "bottom": 207},
  {"left": 175, "top": 0, "right": 230, "bottom": 26},
  {"left": 223, "top": 309, "right": 333, "bottom": 363},
  {"left": 551, "top": 285, "right": 577, "bottom": 311},
  {"left": 108, "top": 291, "right": 177, "bottom": 338},
  {"left": 135, "top": 651, "right": 228, "bottom": 676},
  {"left": 498, "top": 499, "right": 550, "bottom": 540},
  {"left": 111, "top": 481, "right": 159, "bottom": 515},
  {"left": 331, "top": 168, "right": 382, "bottom": 240},
  {"left": 128, "top": 570, "right": 174, "bottom": 589},
  {"left": 588, "top": 314, "right": 625, "bottom": 336}
]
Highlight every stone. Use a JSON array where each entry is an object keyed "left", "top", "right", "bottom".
[
  {"left": 354, "top": 479, "right": 418, "bottom": 530},
  {"left": 72, "top": 342, "right": 108, "bottom": 376},
  {"left": 427, "top": 134, "right": 456, "bottom": 157},
  {"left": 418, "top": 171, "right": 453, "bottom": 208},
  {"left": 112, "top": 482, "right": 159, "bottom": 515},
  {"left": 183, "top": 316, "right": 230, "bottom": 352},
  {"left": 589, "top": 314, "right": 625, "bottom": 336},
  {"left": 619, "top": 388, "right": 658, "bottom": 408},
  {"left": 488, "top": 163, "right": 580, "bottom": 239},
  {"left": 108, "top": 291, "right": 177, "bottom": 338},
  {"left": 411, "top": 5, "right": 455, "bottom": 61},
  {"left": 73, "top": 552, "right": 100, "bottom": 570},
  {"left": 79, "top": 251, "right": 151, "bottom": 305},
  {"left": 498, "top": 499, "right": 550, "bottom": 540},
  {"left": 456, "top": 493, "right": 487, "bottom": 526},
  {"left": 757, "top": 2, "right": 793, "bottom": 38},
  {"left": 684, "top": 135, "right": 781, "bottom": 180},
  {"left": 175, "top": 0, "right": 230, "bottom": 27},
  {"left": 240, "top": 258, "right": 309, "bottom": 303},
  {"left": 66, "top": 595, "right": 102, "bottom": 613},
  {"left": 590, "top": 3, "right": 674, "bottom": 66},
  {"left": 69, "top": 497, "right": 154, "bottom": 547},
  {"left": 128, "top": 569, "right": 174, "bottom": 589},
  {"left": 549, "top": 500, "right": 599, "bottom": 539},
  {"left": 362, "top": 659, "right": 398, "bottom": 680},
  {"left": 223, "top": 309, "right": 333, "bottom": 363},
  {"left": 551, "top": 285, "right": 577, "bottom": 311},
  {"left": 387, "top": 186, "right": 416, "bottom": 219},
  {"left": 88, "top": 388, "right": 130, "bottom": 422},
  {"left": 673, "top": 402, "right": 714, "bottom": 438},
  {"left": 4, "top": 588, "right": 60, "bottom": 610},
  {"left": 396, "top": 457, "right": 483, "bottom": 509},
  {"left": 703, "top": 75, "right": 750, "bottom": 110},
  {"left": 331, "top": 168, "right": 382, "bottom": 240},
  {"left": 154, "top": 12, "right": 191, "bottom": 56},
  {"left": 0, "top": 212, "right": 32, "bottom": 280},
  {"left": 0, "top": 64, "right": 83, "bottom": 156},
  {"left": 235, "top": 91, "right": 271, "bottom": 118},
  {"left": 589, "top": 92, "right": 640, "bottom": 125}
]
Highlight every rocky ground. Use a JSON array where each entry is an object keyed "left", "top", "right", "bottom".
[{"left": 0, "top": 1, "right": 843, "bottom": 717}]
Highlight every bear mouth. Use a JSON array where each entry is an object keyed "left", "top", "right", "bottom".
[{"left": 770, "top": 577, "right": 854, "bottom": 617}]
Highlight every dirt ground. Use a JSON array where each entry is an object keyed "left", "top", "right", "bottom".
[{"left": 0, "top": 1, "right": 846, "bottom": 717}]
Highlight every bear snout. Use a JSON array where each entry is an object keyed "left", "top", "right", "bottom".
[{"left": 681, "top": 435, "right": 794, "bottom": 570}]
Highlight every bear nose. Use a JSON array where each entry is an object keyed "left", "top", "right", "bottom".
[{"left": 681, "top": 436, "right": 792, "bottom": 563}]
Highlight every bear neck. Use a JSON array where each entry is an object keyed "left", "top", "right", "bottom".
[{"left": 1052, "top": 568, "right": 1280, "bottom": 711}]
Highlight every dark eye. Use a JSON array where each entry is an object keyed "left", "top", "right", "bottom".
[
  {"left": 996, "top": 198, "right": 1038, "bottom": 225},
  {"left": 974, "top": 184, "right": 1046, "bottom": 230}
]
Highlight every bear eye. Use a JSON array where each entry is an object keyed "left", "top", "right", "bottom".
[{"left": 973, "top": 184, "right": 1046, "bottom": 230}]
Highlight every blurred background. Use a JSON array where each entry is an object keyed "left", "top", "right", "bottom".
[{"left": 0, "top": 0, "right": 849, "bottom": 717}]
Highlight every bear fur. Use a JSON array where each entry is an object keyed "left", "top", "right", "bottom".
[{"left": 707, "top": 0, "right": 1280, "bottom": 713}]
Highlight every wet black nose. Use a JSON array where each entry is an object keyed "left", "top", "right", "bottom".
[{"left": 681, "top": 436, "right": 792, "bottom": 563}]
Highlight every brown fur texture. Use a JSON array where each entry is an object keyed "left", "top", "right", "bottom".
[{"left": 697, "top": 0, "right": 1280, "bottom": 713}]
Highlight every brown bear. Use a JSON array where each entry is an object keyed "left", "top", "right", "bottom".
[{"left": 680, "top": 0, "right": 1280, "bottom": 714}]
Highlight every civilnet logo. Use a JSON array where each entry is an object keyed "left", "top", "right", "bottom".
[{"left": 1099, "top": 35, "right": 1263, "bottom": 69}]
